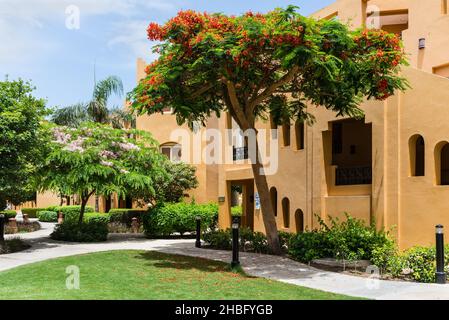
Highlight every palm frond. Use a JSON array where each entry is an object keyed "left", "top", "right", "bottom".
[
  {"left": 109, "top": 107, "right": 136, "bottom": 129},
  {"left": 51, "top": 103, "right": 89, "bottom": 127},
  {"left": 92, "top": 76, "right": 124, "bottom": 104}
]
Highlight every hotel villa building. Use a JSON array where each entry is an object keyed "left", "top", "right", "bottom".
[{"left": 33, "top": 0, "right": 449, "bottom": 250}]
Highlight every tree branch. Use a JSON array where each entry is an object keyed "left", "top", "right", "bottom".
[
  {"left": 225, "top": 80, "right": 252, "bottom": 129},
  {"left": 187, "top": 82, "right": 217, "bottom": 100},
  {"left": 247, "top": 65, "right": 300, "bottom": 112}
]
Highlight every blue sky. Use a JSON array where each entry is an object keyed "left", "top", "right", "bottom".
[{"left": 0, "top": 0, "right": 334, "bottom": 109}]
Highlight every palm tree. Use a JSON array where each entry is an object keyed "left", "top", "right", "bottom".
[
  {"left": 51, "top": 76, "right": 136, "bottom": 211},
  {"left": 51, "top": 76, "right": 135, "bottom": 129}
]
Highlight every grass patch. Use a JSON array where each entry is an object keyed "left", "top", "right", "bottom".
[{"left": 0, "top": 250, "right": 359, "bottom": 300}]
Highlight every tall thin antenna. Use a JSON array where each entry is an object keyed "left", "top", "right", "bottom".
[{"left": 93, "top": 58, "right": 97, "bottom": 87}]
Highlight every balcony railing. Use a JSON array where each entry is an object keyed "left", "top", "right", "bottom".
[
  {"left": 233, "top": 146, "right": 249, "bottom": 161},
  {"left": 335, "top": 166, "right": 372, "bottom": 186}
]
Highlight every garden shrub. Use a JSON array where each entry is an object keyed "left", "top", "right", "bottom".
[
  {"left": 251, "top": 231, "right": 269, "bottom": 253},
  {"left": 288, "top": 214, "right": 392, "bottom": 263},
  {"left": 37, "top": 211, "right": 58, "bottom": 222},
  {"left": 50, "top": 220, "right": 108, "bottom": 242},
  {"left": 378, "top": 245, "right": 449, "bottom": 283},
  {"left": 202, "top": 228, "right": 269, "bottom": 253},
  {"left": 21, "top": 208, "right": 47, "bottom": 218},
  {"left": 278, "top": 231, "right": 294, "bottom": 251},
  {"left": 84, "top": 212, "right": 110, "bottom": 224},
  {"left": 57, "top": 205, "right": 95, "bottom": 222},
  {"left": 108, "top": 208, "right": 147, "bottom": 226},
  {"left": 231, "top": 206, "right": 242, "bottom": 216},
  {"left": 202, "top": 229, "right": 232, "bottom": 250},
  {"left": 143, "top": 202, "right": 218, "bottom": 237},
  {"left": 0, "top": 210, "right": 17, "bottom": 220},
  {"left": 289, "top": 231, "right": 331, "bottom": 262}
]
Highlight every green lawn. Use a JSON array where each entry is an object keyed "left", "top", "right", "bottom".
[{"left": 0, "top": 250, "right": 359, "bottom": 300}]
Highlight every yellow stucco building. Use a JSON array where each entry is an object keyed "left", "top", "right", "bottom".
[
  {"left": 134, "top": 0, "right": 449, "bottom": 250},
  {"left": 32, "top": 0, "right": 449, "bottom": 250}
]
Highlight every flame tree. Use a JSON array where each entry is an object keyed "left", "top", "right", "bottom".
[{"left": 128, "top": 6, "right": 408, "bottom": 254}]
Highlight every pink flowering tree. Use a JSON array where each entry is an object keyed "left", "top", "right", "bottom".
[{"left": 38, "top": 123, "right": 168, "bottom": 222}]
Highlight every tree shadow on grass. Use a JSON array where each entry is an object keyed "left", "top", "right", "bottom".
[{"left": 136, "top": 251, "right": 254, "bottom": 278}]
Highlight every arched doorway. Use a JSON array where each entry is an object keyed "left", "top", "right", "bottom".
[
  {"left": 282, "top": 197, "right": 290, "bottom": 228},
  {"left": 295, "top": 209, "right": 304, "bottom": 233}
]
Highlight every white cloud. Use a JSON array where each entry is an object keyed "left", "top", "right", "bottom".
[
  {"left": 0, "top": 0, "right": 175, "bottom": 23},
  {"left": 107, "top": 20, "right": 159, "bottom": 61},
  {"left": 0, "top": 0, "right": 173, "bottom": 66}
]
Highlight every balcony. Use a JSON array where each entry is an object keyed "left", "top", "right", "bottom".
[
  {"left": 233, "top": 146, "right": 249, "bottom": 161},
  {"left": 335, "top": 166, "right": 372, "bottom": 186}
]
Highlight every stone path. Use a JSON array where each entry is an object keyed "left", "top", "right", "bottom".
[{"left": 2, "top": 223, "right": 449, "bottom": 300}]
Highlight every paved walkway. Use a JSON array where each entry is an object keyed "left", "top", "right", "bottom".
[{"left": 3, "top": 223, "right": 449, "bottom": 300}]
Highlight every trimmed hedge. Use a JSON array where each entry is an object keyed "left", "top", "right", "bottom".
[
  {"left": 0, "top": 210, "right": 17, "bottom": 220},
  {"left": 50, "top": 220, "right": 108, "bottom": 242},
  {"left": 143, "top": 202, "right": 218, "bottom": 237},
  {"left": 108, "top": 209, "right": 147, "bottom": 226},
  {"left": 57, "top": 205, "right": 95, "bottom": 222},
  {"left": 37, "top": 211, "right": 58, "bottom": 222},
  {"left": 21, "top": 208, "right": 47, "bottom": 218},
  {"left": 84, "top": 212, "right": 110, "bottom": 224}
]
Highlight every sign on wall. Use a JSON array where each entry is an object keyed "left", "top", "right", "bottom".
[{"left": 254, "top": 192, "right": 261, "bottom": 210}]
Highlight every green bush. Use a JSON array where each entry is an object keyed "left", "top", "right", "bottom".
[
  {"left": 143, "top": 202, "right": 218, "bottom": 237},
  {"left": 202, "top": 228, "right": 269, "bottom": 253},
  {"left": 0, "top": 210, "right": 17, "bottom": 220},
  {"left": 84, "top": 212, "right": 110, "bottom": 224},
  {"left": 202, "top": 229, "right": 232, "bottom": 250},
  {"left": 288, "top": 214, "right": 392, "bottom": 263},
  {"left": 50, "top": 220, "right": 108, "bottom": 242},
  {"left": 37, "top": 211, "right": 58, "bottom": 222},
  {"left": 57, "top": 205, "right": 95, "bottom": 222},
  {"left": 231, "top": 206, "right": 242, "bottom": 216},
  {"left": 21, "top": 208, "right": 47, "bottom": 218},
  {"left": 108, "top": 209, "right": 147, "bottom": 226},
  {"left": 251, "top": 232, "right": 269, "bottom": 253},
  {"left": 46, "top": 205, "right": 60, "bottom": 212},
  {"left": 289, "top": 231, "right": 331, "bottom": 262},
  {"left": 278, "top": 231, "right": 294, "bottom": 250},
  {"left": 378, "top": 245, "right": 449, "bottom": 283}
]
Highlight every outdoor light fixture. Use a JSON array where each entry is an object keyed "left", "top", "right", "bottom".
[
  {"left": 435, "top": 224, "right": 446, "bottom": 284},
  {"left": 419, "top": 38, "right": 426, "bottom": 49},
  {"left": 231, "top": 216, "right": 240, "bottom": 267},
  {"left": 195, "top": 216, "right": 201, "bottom": 248}
]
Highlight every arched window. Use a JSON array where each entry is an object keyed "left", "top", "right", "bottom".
[
  {"left": 270, "top": 187, "right": 277, "bottom": 217},
  {"left": 295, "top": 120, "right": 305, "bottom": 150},
  {"left": 409, "top": 135, "right": 425, "bottom": 176},
  {"left": 160, "top": 143, "right": 182, "bottom": 162},
  {"left": 282, "top": 123, "right": 291, "bottom": 147},
  {"left": 436, "top": 142, "right": 449, "bottom": 185},
  {"left": 295, "top": 209, "right": 304, "bottom": 233},
  {"left": 282, "top": 197, "right": 290, "bottom": 228}
]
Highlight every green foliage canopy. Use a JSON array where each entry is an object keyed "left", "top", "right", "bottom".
[
  {"left": 38, "top": 123, "right": 168, "bottom": 221},
  {"left": 0, "top": 78, "right": 47, "bottom": 209}
]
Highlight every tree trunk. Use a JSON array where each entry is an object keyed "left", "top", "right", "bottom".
[
  {"left": 251, "top": 137, "right": 282, "bottom": 255},
  {"left": 79, "top": 198, "right": 88, "bottom": 224},
  {"left": 95, "top": 195, "right": 99, "bottom": 213}
]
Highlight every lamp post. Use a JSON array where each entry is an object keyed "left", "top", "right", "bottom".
[
  {"left": 436, "top": 225, "right": 446, "bottom": 284},
  {"left": 195, "top": 216, "right": 201, "bottom": 248},
  {"left": 231, "top": 216, "right": 240, "bottom": 268}
]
